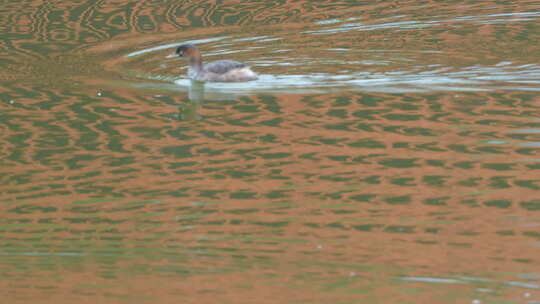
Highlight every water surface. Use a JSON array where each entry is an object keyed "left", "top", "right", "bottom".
[{"left": 1, "top": 1, "right": 540, "bottom": 303}]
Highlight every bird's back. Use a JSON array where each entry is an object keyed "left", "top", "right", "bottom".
[{"left": 204, "top": 60, "right": 247, "bottom": 75}]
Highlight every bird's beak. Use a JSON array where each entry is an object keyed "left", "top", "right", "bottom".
[{"left": 166, "top": 53, "right": 176, "bottom": 59}]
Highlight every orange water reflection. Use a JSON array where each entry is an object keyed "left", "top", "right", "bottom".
[{"left": 1, "top": 0, "right": 540, "bottom": 303}]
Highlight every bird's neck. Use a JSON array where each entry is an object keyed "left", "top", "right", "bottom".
[{"left": 189, "top": 54, "right": 203, "bottom": 72}]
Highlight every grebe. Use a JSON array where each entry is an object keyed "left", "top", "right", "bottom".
[{"left": 171, "top": 44, "right": 258, "bottom": 82}]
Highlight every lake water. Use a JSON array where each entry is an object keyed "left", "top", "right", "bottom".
[{"left": 1, "top": 1, "right": 540, "bottom": 303}]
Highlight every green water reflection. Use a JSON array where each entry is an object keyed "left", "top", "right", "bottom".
[{"left": 2, "top": 0, "right": 540, "bottom": 303}]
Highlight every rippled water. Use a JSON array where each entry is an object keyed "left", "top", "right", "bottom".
[{"left": 1, "top": 1, "right": 540, "bottom": 303}]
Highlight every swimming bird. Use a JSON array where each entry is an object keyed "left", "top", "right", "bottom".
[{"left": 170, "top": 43, "right": 258, "bottom": 82}]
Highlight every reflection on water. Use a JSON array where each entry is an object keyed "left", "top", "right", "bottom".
[
  {"left": 180, "top": 80, "right": 205, "bottom": 121},
  {"left": 1, "top": 0, "right": 540, "bottom": 303}
]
